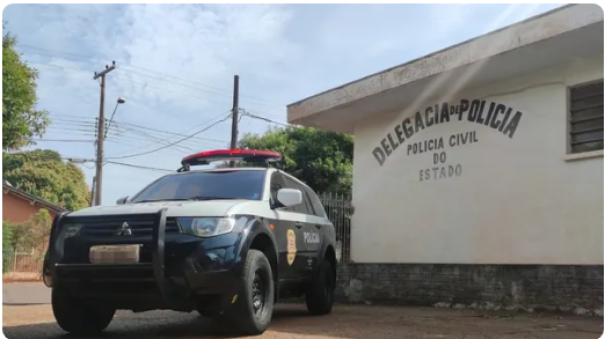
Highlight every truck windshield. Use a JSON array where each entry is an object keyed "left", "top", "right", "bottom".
[{"left": 130, "top": 170, "right": 266, "bottom": 203}]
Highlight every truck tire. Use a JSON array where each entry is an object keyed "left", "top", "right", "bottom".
[
  {"left": 51, "top": 288, "right": 116, "bottom": 334},
  {"left": 225, "top": 249, "right": 274, "bottom": 335},
  {"left": 305, "top": 256, "right": 335, "bottom": 315}
]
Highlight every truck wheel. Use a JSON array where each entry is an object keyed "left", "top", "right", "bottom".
[
  {"left": 226, "top": 249, "right": 274, "bottom": 335},
  {"left": 51, "top": 288, "right": 116, "bottom": 334},
  {"left": 305, "top": 257, "right": 335, "bottom": 315}
]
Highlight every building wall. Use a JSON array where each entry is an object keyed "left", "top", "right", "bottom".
[
  {"left": 351, "top": 55, "right": 603, "bottom": 265},
  {"left": 2, "top": 192, "right": 58, "bottom": 224},
  {"left": 336, "top": 264, "right": 603, "bottom": 316}
]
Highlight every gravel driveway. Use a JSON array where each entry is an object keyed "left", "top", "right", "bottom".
[{"left": 3, "top": 302, "right": 603, "bottom": 339}]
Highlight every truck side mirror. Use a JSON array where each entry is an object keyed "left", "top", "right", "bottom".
[
  {"left": 116, "top": 196, "right": 130, "bottom": 205},
  {"left": 276, "top": 188, "right": 302, "bottom": 207}
]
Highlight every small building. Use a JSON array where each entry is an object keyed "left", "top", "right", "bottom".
[
  {"left": 3, "top": 181, "right": 66, "bottom": 224},
  {"left": 288, "top": 4, "right": 603, "bottom": 314}
]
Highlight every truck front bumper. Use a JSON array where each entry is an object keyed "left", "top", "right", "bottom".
[{"left": 45, "top": 208, "right": 240, "bottom": 311}]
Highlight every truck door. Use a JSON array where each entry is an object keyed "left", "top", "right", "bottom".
[{"left": 269, "top": 172, "right": 307, "bottom": 281}]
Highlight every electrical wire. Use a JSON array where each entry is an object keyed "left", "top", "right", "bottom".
[
  {"left": 104, "top": 114, "right": 232, "bottom": 160},
  {"left": 3, "top": 151, "right": 173, "bottom": 176},
  {"left": 4, "top": 150, "right": 173, "bottom": 174},
  {"left": 104, "top": 110, "right": 232, "bottom": 158},
  {"left": 112, "top": 75, "right": 232, "bottom": 107},
  {"left": 109, "top": 119, "right": 229, "bottom": 144},
  {"left": 17, "top": 45, "right": 287, "bottom": 111},
  {"left": 3, "top": 151, "right": 87, "bottom": 160},
  {"left": 24, "top": 59, "right": 288, "bottom": 122},
  {"left": 81, "top": 163, "right": 96, "bottom": 169},
  {"left": 50, "top": 114, "right": 228, "bottom": 145},
  {"left": 47, "top": 112, "right": 227, "bottom": 151},
  {"left": 29, "top": 139, "right": 96, "bottom": 143},
  {"left": 104, "top": 161, "right": 173, "bottom": 173},
  {"left": 239, "top": 108, "right": 292, "bottom": 127},
  {"left": 105, "top": 131, "right": 220, "bottom": 155},
  {"left": 104, "top": 138, "right": 186, "bottom": 158},
  {"left": 115, "top": 128, "right": 194, "bottom": 151}
]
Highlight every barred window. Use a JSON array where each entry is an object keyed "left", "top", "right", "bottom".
[{"left": 569, "top": 80, "right": 604, "bottom": 154}]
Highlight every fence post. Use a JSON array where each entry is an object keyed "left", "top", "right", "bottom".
[{"left": 12, "top": 251, "right": 17, "bottom": 277}]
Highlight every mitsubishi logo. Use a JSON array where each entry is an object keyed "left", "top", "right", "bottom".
[{"left": 115, "top": 222, "right": 132, "bottom": 236}]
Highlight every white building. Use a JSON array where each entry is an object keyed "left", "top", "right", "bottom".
[{"left": 287, "top": 4, "right": 603, "bottom": 312}]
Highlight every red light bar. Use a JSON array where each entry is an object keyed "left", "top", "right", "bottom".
[{"left": 180, "top": 149, "right": 282, "bottom": 169}]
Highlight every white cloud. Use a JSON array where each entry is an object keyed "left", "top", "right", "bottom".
[{"left": 2, "top": 3, "right": 564, "bottom": 205}]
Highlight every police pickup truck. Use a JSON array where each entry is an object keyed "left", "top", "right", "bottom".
[{"left": 42, "top": 149, "right": 337, "bottom": 336}]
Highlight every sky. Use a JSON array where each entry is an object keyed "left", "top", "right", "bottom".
[{"left": 3, "top": 3, "right": 565, "bottom": 206}]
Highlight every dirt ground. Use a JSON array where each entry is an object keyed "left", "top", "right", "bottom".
[{"left": 3, "top": 303, "right": 603, "bottom": 339}]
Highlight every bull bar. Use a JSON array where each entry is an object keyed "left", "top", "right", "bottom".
[{"left": 45, "top": 208, "right": 178, "bottom": 307}]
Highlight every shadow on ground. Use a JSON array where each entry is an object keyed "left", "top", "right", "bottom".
[{"left": 3, "top": 304, "right": 603, "bottom": 339}]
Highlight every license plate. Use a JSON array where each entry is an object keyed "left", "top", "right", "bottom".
[{"left": 89, "top": 244, "right": 141, "bottom": 264}]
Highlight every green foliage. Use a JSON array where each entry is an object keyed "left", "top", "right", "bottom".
[
  {"left": 2, "top": 221, "right": 13, "bottom": 273},
  {"left": 3, "top": 221, "right": 14, "bottom": 250},
  {"left": 237, "top": 126, "right": 354, "bottom": 194},
  {"left": 2, "top": 26, "right": 50, "bottom": 150},
  {"left": 3, "top": 149, "right": 89, "bottom": 211},
  {"left": 10, "top": 209, "right": 52, "bottom": 252}
]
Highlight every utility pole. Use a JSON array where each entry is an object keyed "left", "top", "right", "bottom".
[
  {"left": 89, "top": 176, "right": 96, "bottom": 207},
  {"left": 93, "top": 61, "right": 116, "bottom": 206},
  {"left": 230, "top": 75, "right": 240, "bottom": 167}
]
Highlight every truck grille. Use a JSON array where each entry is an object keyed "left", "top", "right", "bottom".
[
  {"left": 60, "top": 214, "right": 181, "bottom": 264},
  {"left": 73, "top": 214, "right": 180, "bottom": 237}
]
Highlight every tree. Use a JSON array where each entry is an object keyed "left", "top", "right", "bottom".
[
  {"left": 5, "top": 210, "right": 52, "bottom": 275},
  {"left": 2, "top": 221, "right": 14, "bottom": 273},
  {"left": 10, "top": 209, "right": 52, "bottom": 252},
  {"left": 3, "top": 149, "right": 90, "bottom": 211},
  {"left": 2, "top": 24, "right": 50, "bottom": 150},
  {"left": 237, "top": 126, "right": 354, "bottom": 194},
  {"left": 3, "top": 221, "right": 13, "bottom": 250}
]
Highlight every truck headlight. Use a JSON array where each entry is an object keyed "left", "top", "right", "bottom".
[
  {"left": 177, "top": 217, "right": 235, "bottom": 237},
  {"left": 62, "top": 224, "right": 82, "bottom": 239}
]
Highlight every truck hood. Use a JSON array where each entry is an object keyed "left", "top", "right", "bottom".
[{"left": 66, "top": 200, "right": 250, "bottom": 218}]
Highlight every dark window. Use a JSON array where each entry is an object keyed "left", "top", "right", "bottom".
[
  {"left": 296, "top": 184, "right": 317, "bottom": 216},
  {"left": 269, "top": 172, "right": 287, "bottom": 207},
  {"left": 569, "top": 80, "right": 604, "bottom": 154},
  {"left": 308, "top": 190, "right": 326, "bottom": 218},
  {"left": 302, "top": 190, "right": 316, "bottom": 216},
  {"left": 130, "top": 170, "right": 266, "bottom": 202},
  {"left": 294, "top": 183, "right": 315, "bottom": 216}
]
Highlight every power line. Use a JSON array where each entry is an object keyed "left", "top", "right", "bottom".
[
  {"left": 105, "top": 161, "right": 173, "bottom": 173},
  {"left": 25, "top": 59, "right": 288, "bottom": 123},
  {"left": 105, "top": 129, "right": 222, "bottom": 153},
  {"left": 103, "top": 110, "right": 232, "bottom": 158},
  {"left": 3, "top": 152, "right": 87, "bottom": 161},
  {"left": 120, "top": 68, "right": 236, "bottom": 102},
  {"left": 3, "top": 151, "right": 172, "bottom": 175},
  {"left": 17, "top": 44, "right": 288, "bottom": 111},
  {"left": 104, "top": 138, "right": 190, "bottom": 158},
  {"left": 45, "top": 114, "right": 227, "bottom": 155},
  {"left": 24, "top": 58, "right": 234, "bottom": 109},
  {"left": 239, "top": 108, "right": 292, "bottom": 127},
  {"left": 115, "top": 128, "right": 194, "bottom": 151},
  {"left": 109, "top": 119, "right": 228, "bottom": 144},
  {"left": 112, "top": 75, "right": 233, "bottom": 107},
  {"left": 104, "top": 131, "right": 207, "bottom": 158},
  {"left": 49, "top": 114, "right": 229, "bottom": 144},
  {"left": 104, "top": 113, "right": 232, "bottom": 160},
  {"left": 46, "top": 125, "right": 96, "bottom": 132},
  {"left": 29, "top": 139, "right": 96, "bottom": 143}
]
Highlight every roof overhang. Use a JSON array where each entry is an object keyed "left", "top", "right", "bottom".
[
  {"left": 287, "top": 4, "right": 604, "bottom": 134},
  {"left": 3, "top": 184, "right": 67, "bottom": 214}
]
